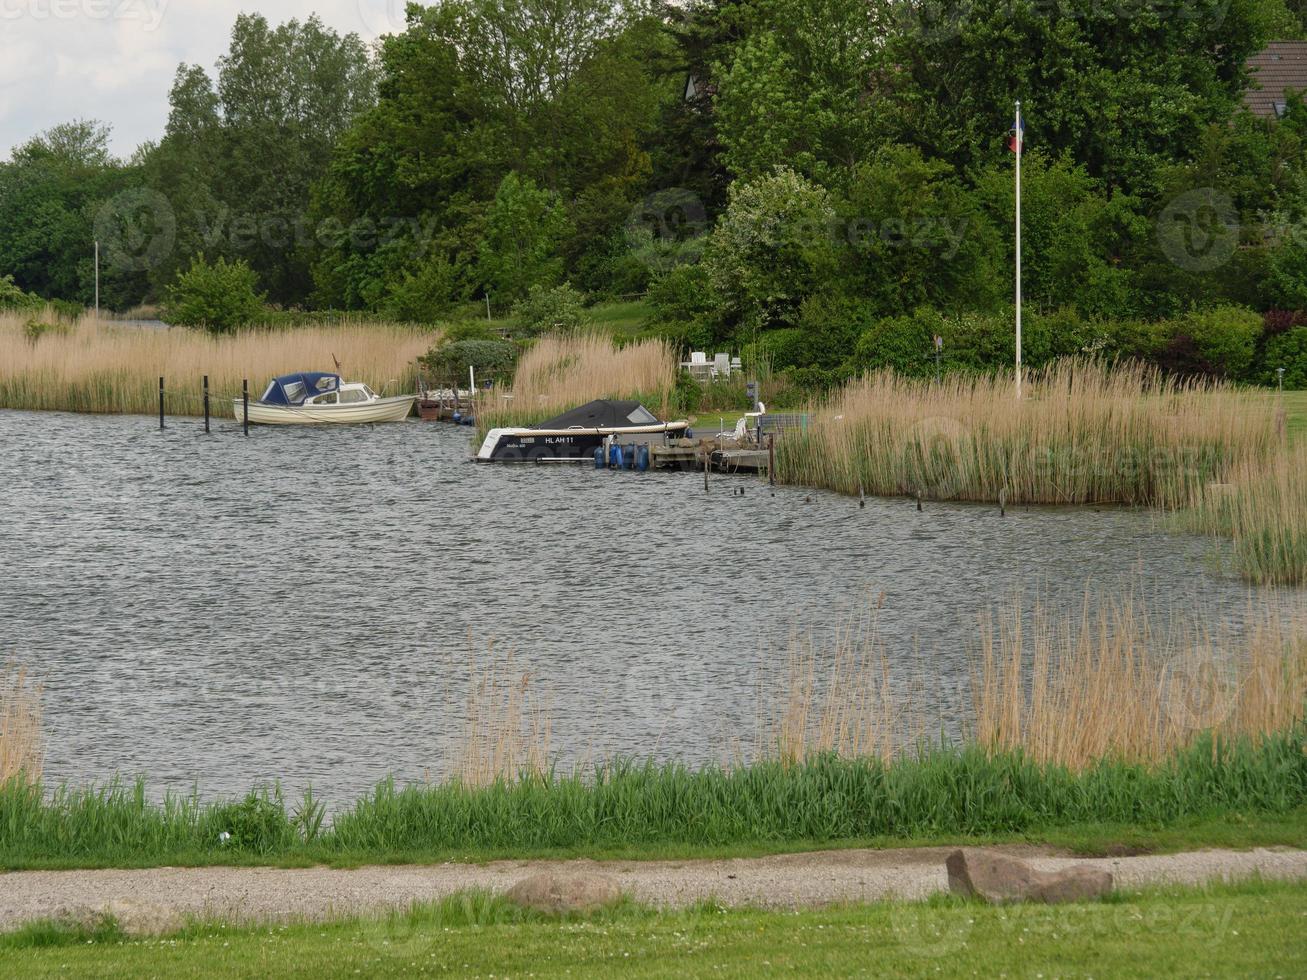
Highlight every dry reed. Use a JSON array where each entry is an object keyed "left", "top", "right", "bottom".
[
  {"left": 1, "top": 663, "right": 44, "bottom": 784},
  {"left": 971, "top": 592, "right": 1307, "bottom": 769},
  {"left": 776, "top": 360, "right": 1278, "bottom": 507},
  {"left": 480, "top": 333, "right": 679, "bottom": 431},
  {"left": 454, "top": 642, "right": 553, "bottom": 787},
  {"left": 1186, "top": 440, "right": 1307, "bottom": 585},
  {"left": 757, "top": 594, "right": 914, "bottom": 765},
  {"left": 0, "top": 311, "right": 439, "bottom": 416}
]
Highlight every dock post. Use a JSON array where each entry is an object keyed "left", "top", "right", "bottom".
[
  {"left": 768, "top": 434, "right": 775, "bottom": 487},
  {"left": 158, "top": 377, "right": 165, "bottom": 429},
  {"left": 242, "top": 379, "right": 249, "bottom": 436},
  {"left": 203, "top": 375, "right": 210, "bottom": 433},
  {"left": 704, "top": 453, "right": 709, "bottom": 492}
]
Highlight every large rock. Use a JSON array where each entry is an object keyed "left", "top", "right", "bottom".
[
  {"left": 504, "top": 871, "right": 623, "bottom": 915},
  {"left": 945, "top": 849, "right": 1112, "bottom": 905}
]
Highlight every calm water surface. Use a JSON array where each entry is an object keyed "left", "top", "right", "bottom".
[{"left": 0, "top": 409, "right": 1287, "bottom": 802}]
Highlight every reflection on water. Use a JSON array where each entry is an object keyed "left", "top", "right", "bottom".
[{"left": 0, "top": 409, "right": 1288, "bottom": 801}]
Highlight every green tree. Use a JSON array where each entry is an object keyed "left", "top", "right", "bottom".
[
  {"left": 147, "top": 14, "right": 377, "bottom": 304},
  {"left": 703, "top": 167, "right": 838, "bottom": 332},
  {"left": 477, "top": 173, "right": 572, "bottom": 301},
  {"left": 0, "top": 121, "right": 145, "bottom": 306},
  {"left": 164, "top": 256, "right": 266, "bottom": 333}
]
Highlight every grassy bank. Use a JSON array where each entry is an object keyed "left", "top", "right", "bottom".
[
  {"left": 3, "top": 735, "right": 1305, "bottom": 870},
  {"left": 0, "top": 312, "right": 438, "bottom": 416},
  {"left": 4, "top": 880, "right": 1305, "bottom": 978}
]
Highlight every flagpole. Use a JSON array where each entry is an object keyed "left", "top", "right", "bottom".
[{"left": 1014, "top": 100, "right": 1022, "bottom": 401}]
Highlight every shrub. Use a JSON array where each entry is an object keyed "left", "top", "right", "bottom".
[
  {"left": 22, "top": 318, "right": 65, "bottom": 343},
  {"left": 743, "top": 327, "right": 813, "bottom": 373},
  {"left": 1153, "top": 305, "right": 1262, "bottom": 380},
  {"left": 796, "top": 293, "right": 871, "bottom": 369},
  {"left": 511, "top": 283, "right": 587, "bottom": 336},
  {"left": 164, "top": 256, "right": 266, "bottom": 334},
  {"left": 0, "top": 275, "right": 41, "bottom": 311},
  {"left": 1261, "top": 327, "right": 1307, "bottom": 388},
  {"left": 854, "top": 309, "right": 945, "bottom": 377},
  {"left": 380, "top": 255, "right": 459, "bottom": 323},
  {"left": 647, "top": 263, "right": 716, "bottom": 324},
  {"left": 420, "top": 339, "right": 518, "bottom": 386}
]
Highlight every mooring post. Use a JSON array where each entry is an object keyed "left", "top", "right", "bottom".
[
  {"left": 704, "top": 453, "right": 709, "bottom": 492},
  {"left": 768, "top": 433, "right": 775, "bottom": 487},
  {"left": 202, "top": 375, "right": 210, "bottom": 433},
  {"left": 242, "top": 379, "right": 249, "bottom": 437},
  {"left": 999, "top": 487, "right": 1007, "bottom": 517},
  {"left": 158, "top": 376, "right": 165, "bottom": 429}
]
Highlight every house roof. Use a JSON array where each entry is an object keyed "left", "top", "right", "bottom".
[{"left": 1245, "top": 41, "right": 1307, "bottom": 118}]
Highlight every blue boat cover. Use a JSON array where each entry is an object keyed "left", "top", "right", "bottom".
[{"left": 260, "top": 373, "right": 340, "bottom": 406}]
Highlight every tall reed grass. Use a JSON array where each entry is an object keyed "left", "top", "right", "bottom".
[
  {"left": 1, "top": 663, "right": 43, "bottom": 784},
  {"left": 479, "top": 333, "right": 679, "bottom": 434},
  {"left": 775, "top": 360, "right": 1277, "bottom": 507},
  {"left": 454, "top": 643, "right": 552, "bottom": 788},
  {"left": 0, "top": 311, "right": 438, "bottom": 416},
  {"left": 972, "top": 594, "right": 1307, "bottom": 769},
  {"left": 1185, "top": 442, "right": 1307, "bottom": 585}
]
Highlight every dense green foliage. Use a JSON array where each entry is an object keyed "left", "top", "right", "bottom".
[
  {"left": 163, "top": 256, "right": 266, "bottom": 333},
  {"left": 2, "top": 1, "right": 1307, "bottom": 385},
  {"left": 3, "top": 733, "right": 1304, "bottom": 867}
]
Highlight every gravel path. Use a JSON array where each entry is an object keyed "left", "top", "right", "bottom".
[{"left": 3, "top": 846, "right": 1306, "bottom": 930}]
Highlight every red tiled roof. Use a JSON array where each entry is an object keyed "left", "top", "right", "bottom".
[{"left": 1245, "top": 41, "right": 1307, "bottom": 118}]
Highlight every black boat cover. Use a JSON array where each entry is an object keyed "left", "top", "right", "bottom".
[{"left": 532, "top": 399, "right": 660, "bottom": 429}]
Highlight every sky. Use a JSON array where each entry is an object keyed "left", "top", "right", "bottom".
[{"left": 0, "top": 1, "right": 411, "bottom": 160}]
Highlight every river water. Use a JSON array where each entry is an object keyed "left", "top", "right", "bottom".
[{"left": 0, "top": 409, "right": 1288, "bottom": 802}]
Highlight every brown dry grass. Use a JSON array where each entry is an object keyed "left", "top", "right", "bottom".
[
  {"left": 1, "top": 663, "right": 43, "bottom": 784},
  {"left": 776, "top": 359, "right": 1278, "bottom": 507},
  {"left": 972, "top": 592, "right": 1307, "bottom": 769},
  {"left": 755, "top": 589, "right": 1306, "bottom": 772},
  {"left": 0, "top": 310, "right": 439, "bottom": 416},
  {"left": 454, "top": 642, "right": 553, "bottom": 788},
  {"left": 480, "top": 333, "right": 679, "bottom": 432},
  {"left": 1186, "top": 440, "right": 1307, "bottom": 585}
]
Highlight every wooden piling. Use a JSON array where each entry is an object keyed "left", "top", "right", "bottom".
[
  {"left": 158, "top": 377, "right": 165, "bottom": 429},
  {"left": 202, "top": 375, "right": 210, "bottom": 433},
  {"left": 768, "top": 433, "right": 775, "bottom": 487},
  {"left": 242, "top": 379, "right": 249, "bottom": 436}
]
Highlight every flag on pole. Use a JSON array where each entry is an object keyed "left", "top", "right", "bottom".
[{"left": 1008, "top": 113, "right": 1024, "bottom": 154}]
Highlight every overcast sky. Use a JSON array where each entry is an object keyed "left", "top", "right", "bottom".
[{"left": 0, "top": 1, "right": 410, "bottom": 160}]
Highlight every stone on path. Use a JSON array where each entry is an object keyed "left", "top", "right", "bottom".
[
  {"left": 945, "top": 849, "right": 1112, "bottom": 904},
  {"left": 504, "top": 871, "right": 624, "bottom": 915}
]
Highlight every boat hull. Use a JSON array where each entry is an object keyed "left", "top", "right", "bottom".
[
  {"left": 477, "top": 422, "right": 690, "bottom": 462},
  {"left": 232, "top": 396, "right": 415, "bottom": 425}
]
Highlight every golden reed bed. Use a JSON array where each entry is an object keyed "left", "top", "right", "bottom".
[
  {"left": 776, "top": 361, "right": 1278, "bottom": 507},
  {"left": 0, "top": 312, "right": 439, "bottom": 416}
]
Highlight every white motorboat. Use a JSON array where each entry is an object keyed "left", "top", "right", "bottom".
[{"left": 233, "top": 372, "right": 415, "bottom": 425}]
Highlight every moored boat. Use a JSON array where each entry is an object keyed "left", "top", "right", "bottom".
[
  {"left": 476, "top": 399, "right": 690, "bottom": 462},
  {"left": 233, "top": 373, "right": 415, "bottom": 425}
]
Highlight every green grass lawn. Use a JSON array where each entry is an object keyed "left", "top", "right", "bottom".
[
  {"left": 1280, "top": 389, "right": 1307, "bottom": 442},
  {"left": 3, "top": 880, "right": 1303, "bottom": 978}
]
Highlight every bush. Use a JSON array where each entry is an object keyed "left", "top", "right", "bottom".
[
  {"left": 1152, "top": 305, "right": 1262, "bottom": 380},
  {"left": 419, "top": 338, "right": 518, "bottom": 385},
  {"left": 0, "top": 274, "right": 41, "bottom": 311},
  {"left": 380, "top": 255, "right": 460, "bottom": 323},
  {"left": 22, "top": 318, "right": 66, "bottom": 343},
  {"left": 511, "top": 283, "right": 587, "bottom": 336},
  {"left": 854, "top": 309, "right": 945, "bottom": 377},
  {"left": 1261, "top": 327, "right": 1307, "bottom": 389},
  {"left": 743, "top": 327, "right": 813, "bottom": 373},
  {"left": 647, "top": 263, "right": 716, "bottom": 324},
  {"left": 164, "top": 256, "right": 266, "bottom": 334},
  {"left": 796, "top": 294, "right": 871, "bottom": 369}
]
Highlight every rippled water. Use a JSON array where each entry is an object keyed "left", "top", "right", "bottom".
[{"left": 0, "top": 408, "right": 1285, "bottom": 802}]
